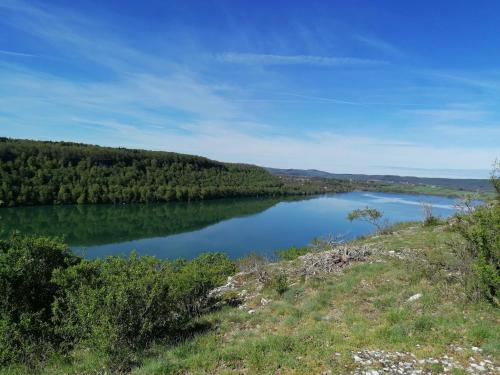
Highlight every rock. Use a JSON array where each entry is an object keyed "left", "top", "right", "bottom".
[
  {"left": 247, "top": 309, "right": 255, "bottom": 314},
  {"left": 471, "top": 346, "right": 483, "bottom": 352},
  {"left": 406, "top": 293, "right": 422, "bottom": 302},
  {"left": 261, "top": 297, "right": 270, "bottom": 306},
  {"left": 299, "top": 245, "right": 372, "bottom": 277}
]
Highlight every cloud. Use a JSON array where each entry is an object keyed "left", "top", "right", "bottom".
[
  {"left": 215, "top": 52, "right": 388, "bottom": 67},
  {"left": 426, "top": 70, "right": 500, "bottom": 92},
  {"left": 404, "top": 108, "right": 489, "bottom": 122},
  {"left": 354, "top": 35, "right": 403, "bottom": 58},
  {"left": 0, "top": 49, "right": 36, "bottom": 58},
  {"left": 0, "top": 0, "right": 497, "bottom": 179}
]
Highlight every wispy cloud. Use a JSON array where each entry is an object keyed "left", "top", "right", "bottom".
[
  {"left": 404, "top": 108, "right": 489, "bottom": 122},
  {"left": 354, "top": 35, "right": 403, "bottom": 58},
  {"left": 0, "top": 0, "right": 497, "bottom": 178},
  {"left": 0, "top": 49, "right": 36, "bottom": 58},
  {"left": 216, "top": 52, "right": 388, "bottom": 67},
  {"left": 426, "top": 71, "right": 500, "bottom": 92}
]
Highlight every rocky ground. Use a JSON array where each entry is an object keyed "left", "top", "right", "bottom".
[
  {"left": 348, "top": 348, "right": 499, "bottom": 374},
  {"left": 210, "top": 239, "right": 500, "bottom": 374}
]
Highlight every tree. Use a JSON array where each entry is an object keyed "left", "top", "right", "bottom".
[{"left": 347, "top": 207, "right": 388, "bottom": 233}]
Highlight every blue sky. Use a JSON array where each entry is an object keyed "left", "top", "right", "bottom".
[{"left": 0, "top": 0, "right": 499, "bottom": 178}]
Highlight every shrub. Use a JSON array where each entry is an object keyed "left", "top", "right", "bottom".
[
  {"left": 0, "top": 235, "right": 80, "bottom": 365},
  {"left": 51, "top": 252, "right": 235, "bottom": 370},
  {"left": 347, "top": 207, "right": 389, "bottom": 234},
  {"left": 452, "top": 202, "right": 500, "bottom": 303},
  {"left": 275, "top": 246, "right": 312, "bottom": 261},
  {"left": 236, "top": 252, "right": 268, "bottom": 272},
  {"left": 0, "top": 234, "right": 236, "bottom": 370},
  {"left": 450, "top": 166, "right": 500, "bottom": 304},
  {"left": 266, "top": 271, "right": 288, "bottom": 296},
  {"left": 236, "top": 252, "right": 269, "bottom": 283},
  {"left": 421, "top": 202, "right": 441, "bottom": 227}
]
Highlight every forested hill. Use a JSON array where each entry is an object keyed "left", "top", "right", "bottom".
[{"left": 0, "top": 138, "right": 351, "bottom": 207}]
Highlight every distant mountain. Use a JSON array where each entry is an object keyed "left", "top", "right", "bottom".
[{"left": 265, "top": 168, "right": 494, "bottom": 192}]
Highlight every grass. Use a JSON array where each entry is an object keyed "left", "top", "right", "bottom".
[{"left": 3, "top": 222, "right": 499, "bottom": 374}]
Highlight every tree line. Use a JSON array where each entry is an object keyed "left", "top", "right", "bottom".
[{"left": 0, "top": 138, "right": 352, "bottom": 207}]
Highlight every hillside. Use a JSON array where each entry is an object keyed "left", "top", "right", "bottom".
[
  {"left": 4, "top": 220, "right": 498, "bottom": 374},
  {"left": 267, "top": 167, "right": 494, "bottom": 193},
  {"left": 0, "top": 138, "right": 351, "bottom": 207},
  {"left": 128, "top": 222, "right": 497, "bottom": 375}
]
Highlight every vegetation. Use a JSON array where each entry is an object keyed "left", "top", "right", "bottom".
[
  {"left": 421, "top": 202, "right": 441, "bottom": 227},
  {"left": 347, "top": 207, "right": 389, "bottom": 234},
  {"left": 450, "top": 164, "right": 499, "bottom": 303},
  {"left": 0, "top": 138, "right": 352, "bottom": 207},
  {"left": 360, "top": 181, "right": 494, "bottom": 200},
  {"left": 1, "top": 142, "right": 498, "bottom": 373},
  {"left": 267, "top": 167, "right": 495, "bottom": 195},
  {"left": 264, "top": 271, "right": 288, "bottom": 296},
  {"left": 0, "top": 235, "right": 235, "bottom": 371},
  {"left": 1, "top": 190, "right": 499, "bottom": 373},
  {"left": 275, "top": 246, "right": 312, "bottom": 261},
  {"left": 8, "top": 217, "right": 493, "bottom": 374}
]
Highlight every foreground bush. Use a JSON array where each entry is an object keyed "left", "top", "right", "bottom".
[
  {"left": 0, "top": 235, "right": 80, "bottom": 365},
  {"left": 453, "top": 202, "right": 500, "bottom": 303},
  {"left": 0, "top": 235, "right": 235, "bottom": 370},
  {"left": 452, "top": 167, "right": 500, "bottom": 304}
]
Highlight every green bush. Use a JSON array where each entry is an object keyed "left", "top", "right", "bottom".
[
  {"left": 0, "top": 234, "right": 236, "bottom": 370},
  {"left": 266, "top": 271, "right": 288, "bottom": 296},
  {"left": 275, "top": 246, "right": 312, "bottom": 261},
  {"left": 444, "top": 166, "right": 500, "bottom": 304},
  {"left": 423, "top": 215, "right": 441, "bottom": 227},
  {"left": 452, "top": 199, "right": 499, "bottom": 303},
  {"left": 0, "top": 235, "right": 80, "bottom": 365},
  {"left": 51, "top": 252, "right": 235, "bottom": 370}
]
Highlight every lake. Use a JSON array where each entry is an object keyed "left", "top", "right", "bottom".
[{"left": 0, "top": 192, "right": 461, "bottom": 259}]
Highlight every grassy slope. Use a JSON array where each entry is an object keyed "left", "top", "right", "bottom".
[
  {"left": 25, "top": 222, "right": 498, "bottom": 375},
  {"left": 136, "top": 223, "right": 496, "bottom": 375}
]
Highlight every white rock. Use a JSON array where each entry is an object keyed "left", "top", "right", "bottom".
[
  {"left": 247, "top": 309, "right": 255, "bottom": 314},
  {"left": 471, "top": 346, "right": 483, "bottom": 352},
  {"left": 407, "top": 293, "right": 423, "bottom": 302},
  {"left": 353, "top": 355, "right": 363, "bottom": 363}
]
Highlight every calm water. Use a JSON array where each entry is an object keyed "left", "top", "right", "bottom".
[{"left": 0, "top": 192, "right": 460, "bottom": 259}]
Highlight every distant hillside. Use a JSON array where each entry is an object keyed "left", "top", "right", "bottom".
[
  {"left": 0, "top": 138, "right": 351, "bottom": 207},
  {"left": 266, "top": 167, "right": 494, "bottom": 193}
]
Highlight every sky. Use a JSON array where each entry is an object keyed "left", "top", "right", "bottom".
[{"left": 0, "top": 0, "right": 499, "bottom": 178}]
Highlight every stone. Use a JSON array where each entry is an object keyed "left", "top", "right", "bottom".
[{"left": 406, "top": 293, "right": 422, "bottom": 302}]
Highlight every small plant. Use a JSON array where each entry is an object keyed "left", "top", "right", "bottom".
[
  {"left": 266, "top": 271, "right": 288, "bottom": 296},
  {"left": 421, "top": 202, "right": 440, "bottom": 226},
  {"left": 275, "top": 246, "right": 312, "bottom": 261},
  {"left": 236, "top": 252, "right": 268, "bottom": 273},
  {"left": 347, "top": 207, "right": 389, "bottom": 234}
]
